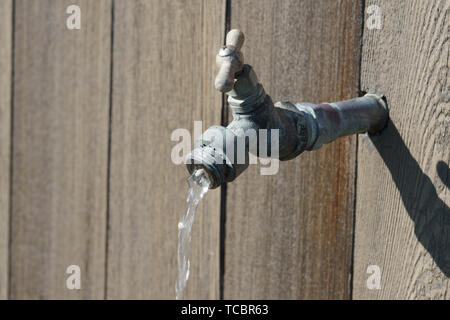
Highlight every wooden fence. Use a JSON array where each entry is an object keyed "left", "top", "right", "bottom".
[{"left": 0, "top": 0, "right": 448, "bottom": 299}]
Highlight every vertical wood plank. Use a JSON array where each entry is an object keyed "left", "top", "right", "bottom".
[
  {"left": 224, "top": 0, "right": 362, "bottom": 299},
  {"left": 0, "top": 0, "right": 12, "bottom": 300},
  {"left": 107, "top": 0, "right": 224, "bottom": 299},
  {"left": 11, "top": 0, "right": 111, "bottom": 299},
  {"left": 354, "top": 0, "right": 450, "bottom": 299}
]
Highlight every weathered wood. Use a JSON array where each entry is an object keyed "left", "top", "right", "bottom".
[
  {"left": 354, "top": 0, "right": 450, "bottom": 299},
  {"left": 107, "top": 0, "right": 224, "bottom": 299},
  {"left": 224, "top": 0, "right": 362, "bottom": 299},
  {"left": 11, "top": 0, "right": 111, "bottom": 299},
  {"left": 0, "top": 0, "right": 12, "bottom": 300}
]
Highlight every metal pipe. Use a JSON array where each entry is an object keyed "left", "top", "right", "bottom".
[{"left": 296, "top": 94, "right": 388, "bottom": 150}]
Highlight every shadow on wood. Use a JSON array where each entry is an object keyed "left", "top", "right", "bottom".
[{"left": 370, "top": 119, "right": 450, "bottom": 277}]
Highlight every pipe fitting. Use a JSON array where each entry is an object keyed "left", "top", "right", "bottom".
[{"left": 185, "top": 125, "right": 249, "bottom": 189}]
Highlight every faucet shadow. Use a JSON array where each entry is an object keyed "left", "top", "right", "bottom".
[{"left": 369, "top": 119, "right": 450, "bottom": 277}]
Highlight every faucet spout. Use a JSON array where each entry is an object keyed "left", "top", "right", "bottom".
[{"left": 185, "top": 30, "right": 388, "bottom": 189}]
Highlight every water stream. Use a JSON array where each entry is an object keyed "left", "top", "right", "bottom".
[{"left": 176, "top": 169, "right": 210, "bottom": 300}]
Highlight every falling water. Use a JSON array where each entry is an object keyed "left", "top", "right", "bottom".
[{"left": 176, "top": 169, "right": 210, "bottom": 300}]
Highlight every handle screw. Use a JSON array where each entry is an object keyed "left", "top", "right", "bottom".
[{"left": 215, "top": 29, "right": 245, "bottom": 93}]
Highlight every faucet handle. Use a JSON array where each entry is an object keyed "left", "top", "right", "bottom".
[{"left": 215, "top": 29, "right": 245, "bottom": 93}]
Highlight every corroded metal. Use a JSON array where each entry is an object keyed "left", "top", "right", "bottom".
[{"left": 185, "top": 30, "right": 388, "bottom": 189}]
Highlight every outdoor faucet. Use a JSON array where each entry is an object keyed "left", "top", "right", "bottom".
[{"left": 185, "top": 30, "right": 388, "bottom": 189}]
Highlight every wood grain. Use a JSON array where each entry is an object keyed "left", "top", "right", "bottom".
[
  {"left": 0, "top": 0, "right": 12, "bottom": 300},
  {"left": 106, "top": 0, "right": 224, "bottom": 299},
  {"left": 224, "top": 0, "right": 362, "bottom": 299},
  {"left": 353, "top": 0, "right": 450, "bottom": 299},
  {"left": 11, "top": 0, "right": 111, "bottom": 299}
]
